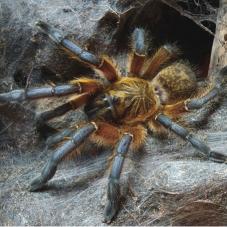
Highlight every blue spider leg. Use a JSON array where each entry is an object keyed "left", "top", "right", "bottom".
[
  {"left": 29, "top": 122, "right": 97, "bottom": 192},
  {"left": 156, "top": 114, "right": 227, "bottom": 163},
  {"left": 0, "top": 84, "right": 80, "bottom": 103},
  {"left": 142, "top": 44, "right": 179, "bottom": 79},
  {"left": 36, "top": 21, "right": 101, "bottom": 67},
  {"left": 104, "top": 133, "right": 133, "bottom": 223},
  {"left": 185, "top": 66, "right": 227, "bottom": 110},
  {"left": 45, "top": 128, "right": 74, "bottom": 149},
  {"left": 129, "top": 28, "right": 147, "bottom": 75},
  {"left": 35, "top": 102, "right": 73, "bottom": 130},
  {"left": 186, "top": 89, "right": 218, "bottom": 110},
  {"left": 36, "top": 21, "right": 119, "bottom": 83}
]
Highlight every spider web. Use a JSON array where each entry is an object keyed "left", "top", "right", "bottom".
[{"left": 160, "top": 0, "right": 218, "bottom": 36}]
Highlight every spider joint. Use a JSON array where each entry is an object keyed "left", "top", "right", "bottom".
[
  {"left": 76, "top": 82, "right": 82, "bottom": 93},
  {"left": 51, "top": 86, "right": 56, "bottom": 95},
  {"left": 123, "top": 132, "right": 134, "bottom": 139},
  {"left": 184, "top": 100, "right": 190, "bottom": 111},
  {"left": 185, "top": 133, "right": 192, "bottom": 140},
  {"left": 108, "top": 176, "right": 120, "bottom": 184},
  {"left": 115, "top": 151, "right": 127, "bottom": 158},
  {"left": 90, "top": 121, "right": 98, "bottom": 131},
  {"left": 154, "top": 113, "right": 163, "bottom": 121}
]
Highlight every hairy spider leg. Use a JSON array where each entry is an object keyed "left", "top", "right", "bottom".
[
  {"left": 164, "top": 87, "right": 220, "bottom": 117},
  {"left": 0, "top": 84, "right": 80, "bottom": 103},
  {"left": 163, "top": 66, "right": 227, "bottom": 116},
  {"left": 104, "top": 133, "right": 133, "bottom": 223},
  {"left": 29, "top": 122, "right": 97, "bottom": 192},
  {"left": 186, "top": 66, "right": 227, "bottom": 110},
  {"left": 0, "top": 76, "right": 103, "bottom": 103},
  {"left": 36, "top": 21, "right": 119, "bottom": 83},
  {"left": 128, "top": 28, "right": 147, "bottom": 75},
  {"left": 32, "top": 78, "right": 102, "bottom": 128},
  {"left": 142, "top": 44, "right": 179, "bottom": 80},
  {"left": 36, "top": 92, "right": 94, "bottom": 129},
  {"left": 156, "top": 114, "right": 227, "bottom": 163},
  {"left": 0, "top": 77, "right": 102, "bottom": 130},
  {"left": 36, "top": 102, "right": 73, "bottom": 129},
  {"left": 45, "top": 128, "right": 75, "bottom": 149}
]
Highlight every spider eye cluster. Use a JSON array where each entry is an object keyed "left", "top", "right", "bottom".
[{"left": 106, "top": 77, "right": 158, "bottom": 121}]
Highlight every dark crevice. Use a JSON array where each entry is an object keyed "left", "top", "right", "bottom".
[
  {"left": 96, "top": 1, "right": 215, "bottom": 78},
  {"left": 13, "top": 69, "right": 27, "bottom": 87}
]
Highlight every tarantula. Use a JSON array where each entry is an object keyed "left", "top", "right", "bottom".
[{"left": 0, "top": 21, "right": 227, "bottom": 223}]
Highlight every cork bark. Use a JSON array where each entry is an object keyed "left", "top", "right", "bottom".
[{"left": 209, "top": 0, "right": 227, "bottom": 75}]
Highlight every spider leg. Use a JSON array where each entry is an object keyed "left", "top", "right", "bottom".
[
  {"left": 0, "top": 84, "right": 80, "bottom": 103},
  {"left": 186, "top": 66, "right": 227, "bottom": 110},
  {"left": 36, "top": 102, "right": 72, "bottom": 129},
  {"left": 186, "top": 89, "right": 218, "bottom": 110},
  {"left": 36, "top": 21, "right": 119, "bottom": 83},
  {"left": 155, "top": 114, "right": 227, "bottom": 163},
  {"left": 36, "top": 21, "right": 101, "bottom": 66},
  {"left": 128, "top": 28, "right": 147, "bottom": 75},
  {"left": 142, "top": 44, "right": 179, "bottom": 80},
  {"left": 163, "top": 66, "right": 227, "bottom": 115},
  {"left": 36, "top": 92, "right": 91, "bottom": 129},
  {"left": 104, "top": 133, "right": 133, "bottom": 223},
  {"left": 0, "top": 78, "right": 101, "bottom": 103},
  {"left": 163, "top": 89, "right": 219, "bottom": 116},
  {"left": 45, "top": 128, "right": 74, "bottom": 149},
  {"left": 29, "top": 122, "right": 97, "bottom": 192}
]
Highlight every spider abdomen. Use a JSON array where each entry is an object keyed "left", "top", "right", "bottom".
[{"left": 151, "top": 62, "right": 197, "bottom": 105}]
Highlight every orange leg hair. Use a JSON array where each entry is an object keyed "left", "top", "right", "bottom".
[
  {"left": 147, "top": 119, "right": 168, "bottom": 138},
  {"left": 142, "top": 44, "right": 179, "bottom": 80},
  {"left": 45, "top": 121, "right": 147, "bottom": 161},
  {"left": 163, "top": 89, "right": 218, "bottom": 119},
  {"left": 89, "top": 122, "right": 147, "bottom": 152},
  {"left": 128, "top": 53, "right": 146, "bottom": 76},
  {"left": 163, "top": 101, "right": 189, "bottom": 117},
  {"left": 36, "top": 78, "right": 103, "bottom": 128},
  {"left": 94, "top": 56, "right": 120, "bottom": 83}
]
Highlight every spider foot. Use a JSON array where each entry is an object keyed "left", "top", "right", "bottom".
[
  {"left": 29, "top": 176, "right": 47, "bottom": 192},
  {"left": 29, "top": 160, "right": 57, "bottom": 191},
  {"left": 103, "top": 199, "right": 120, "bottom": 224},
  {"left": 36, "top": 20, "right": 65, "bottom": 44},
  {"left": 209, "top": 151, "right": 227, "bottom": 164},
  {"left": 103, "top": 179, "right": 121, "bottom": 223}
]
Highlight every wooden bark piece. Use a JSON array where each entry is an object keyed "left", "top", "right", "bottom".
[{"left": 209, "top": 0, "right": 227, "bottom": 76}]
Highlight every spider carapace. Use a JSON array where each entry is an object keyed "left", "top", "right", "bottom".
[
  {"left": 84, "top": 76, "right": 158, "bottom": 123},
  {"left": 0, "top": 21, "right": 227, "bottom": 224}
]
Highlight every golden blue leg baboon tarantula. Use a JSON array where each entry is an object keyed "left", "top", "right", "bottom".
[{"left": 1, "top": 21, "right": 227, "bottom": 223}]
